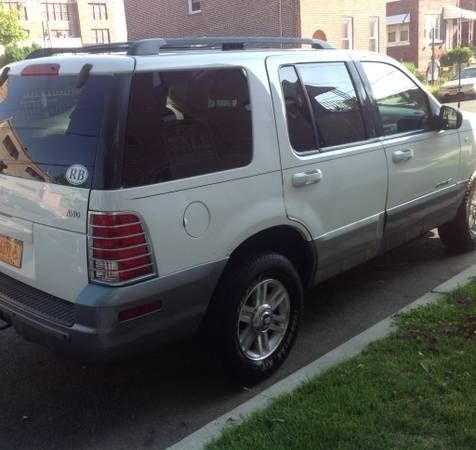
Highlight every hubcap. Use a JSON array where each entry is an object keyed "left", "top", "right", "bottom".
[
  {"left": 237, "top": 279, "right": 291, "bottom": 361},
  {"left": 468, "top": 189, "right": 476, "bottom": 237}
]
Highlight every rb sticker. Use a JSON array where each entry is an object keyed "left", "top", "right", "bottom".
[{"left": 65, "top": 164, "right": 88, "bottom": 186}]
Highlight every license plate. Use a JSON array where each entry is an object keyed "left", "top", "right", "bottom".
[{"left": 0, "top": 236, "right": 23, "bottom": 268}]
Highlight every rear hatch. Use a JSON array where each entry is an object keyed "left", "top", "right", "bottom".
[{"left": 0, "top": 56, "right": 134, "bottom": 301}]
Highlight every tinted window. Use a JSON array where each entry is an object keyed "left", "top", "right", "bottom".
[
  {"left": 0, "top": 74, "right": 116, "bottom": 186},
  {"left": 123, "top": 68, "right": 252, "bottom": 187},
  {"left": 280, "top": 66, "right": 316, "bottom": 152},
  {"left": 362, "top": 62, "right": 431, "bottom": 136},
  {"left": 297, "top": 62, "right": 366, "bottom": 148}
]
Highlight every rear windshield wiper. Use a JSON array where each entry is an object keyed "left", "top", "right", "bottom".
[
  {"left": 0, "top": 67, "right": 10, "bottom": 87},
  {"left": 76, "top": 64, "right": 93, "bottom": 89}
]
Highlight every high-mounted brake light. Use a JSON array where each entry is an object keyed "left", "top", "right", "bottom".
[
  {"left": 88, "top": 212, "right": 156, "bottom": 285},
  {"left": 21, "top": 63, "right": 60, "bottom": 77}
]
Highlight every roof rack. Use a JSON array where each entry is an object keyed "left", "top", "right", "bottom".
[
  {"left": 26, "top": 42, "right": 131, "bottom": 59},
  {"left": 26, "top": 37, "right": 334, "bottom": 59}
]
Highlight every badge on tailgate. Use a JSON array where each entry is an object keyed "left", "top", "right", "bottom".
[{"left": 0, "top": 235, "right": 23, "bottom": 268}]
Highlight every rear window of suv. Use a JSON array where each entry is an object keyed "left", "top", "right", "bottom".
[
  {"left": 123, "top": 68, "right": 253, "bottom": 187},
  {"left": 0, "top": 73, "right": 121, "bottom": 187}
]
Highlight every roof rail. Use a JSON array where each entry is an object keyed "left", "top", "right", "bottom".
[
  {"left": 26, "top": 42, "right": 131, "bottom": 59},
  {"left": 26, "top": 37, "right": 334, "bottom": 60},
  {"left": 127, "top": 37, "right": 335, "bottom": 55}
]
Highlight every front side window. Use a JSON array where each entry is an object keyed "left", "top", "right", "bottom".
[
  {"left": 361, "top": 62, "right": 431, "bottom": 136},
  {"left": 297, "top": 62, "right": 366, "bottom": 148},
  {"left": 123, "top": 68, "right": 252, "bottom": 187}
]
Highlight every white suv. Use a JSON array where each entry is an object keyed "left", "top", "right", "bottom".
[{"left": 0, "top": 37, "right": 474, "bottom": 384}]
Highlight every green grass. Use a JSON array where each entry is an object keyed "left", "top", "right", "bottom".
[{"left": 207, "top": 283, "right": 476, "bottom": 450}]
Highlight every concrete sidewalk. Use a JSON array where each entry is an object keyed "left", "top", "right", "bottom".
[{"left": 169, "top": 264, "right": 476, "bottom": 450}]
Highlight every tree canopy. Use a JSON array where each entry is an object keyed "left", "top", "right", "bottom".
[{"left": 0, "top": 7, "right": 26, "bottom": 47}]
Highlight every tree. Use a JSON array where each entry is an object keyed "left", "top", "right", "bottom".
[{"left": 0, "top": 7, "right": 26, "bottom": 47}]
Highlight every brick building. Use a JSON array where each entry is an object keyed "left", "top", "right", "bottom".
[
  {"left": 0, "top": 0, "right": 127, "bottom": 47},
  {"left": 387, "top": 0, "right": 476, "bottom": 69},
  {"left": 124, "top": 0, "right": 387, "bottom": 52}
]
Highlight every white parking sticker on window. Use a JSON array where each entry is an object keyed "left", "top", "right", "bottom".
[{"left": 65, "top": 164, "right": 88, "bottom": 186}]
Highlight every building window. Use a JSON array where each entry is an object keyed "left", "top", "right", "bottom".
[
  {"left": 188, "top": 0, "right": 201, "bottom": 14},
  {"left": 369, "top": 17, "right": 379, "bottom": 52},
  {"left": 93, "top": 28, "right": 110, "bottom": 43},
  {"left": 424, "top": 14, "right": 441, "bottom": 42},
  {"left": 51, "top": 29, "right": 71, "bottom": 38},
  {"left": 341, "top": 17, "right": 353, "bottom": 49},
  {"left": 42, "top": 2, "right": 70, "bottom": 21},
  {"left": 89, "top": 2, "right": 108, "bottom": 20},
  {"left": 387, "top": 24, "right": 410, "bottom": 46},
  {"left": 1, "top": 1, "right": 28, "bottom": 20}
]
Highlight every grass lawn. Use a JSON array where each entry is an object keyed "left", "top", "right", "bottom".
[{"left": 207, "top": 283, "right": 476, "bottom": 450}]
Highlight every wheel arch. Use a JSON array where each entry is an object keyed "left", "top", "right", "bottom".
[{"left": 226, "top": 224, "right": 317, "bottom": 288}]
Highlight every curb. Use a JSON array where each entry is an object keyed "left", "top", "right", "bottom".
[{"left": 168, "top": 264, "right": 476, "bottom": 450}]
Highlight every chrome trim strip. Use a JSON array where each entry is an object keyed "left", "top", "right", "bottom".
[
  {"left": 92, "top": 253, "right": 152, "bottom": 264},
  {"left": 387, "top": 183, "right": 460, "bottom": 215},
  {"left": 90, "top": 221, "right": 141, "bottom": 229},
  {"left": 315, "top": 212, "right": 384, "bottom": 241},
  {"left": 88, "top": 232, "right": 146, "bottom": 241},
  {"left": 90, "top": 243, "right": 149, "bottom": 252},
  {"left": 92, "top": 263, "right": 154, "bottom": 275}
]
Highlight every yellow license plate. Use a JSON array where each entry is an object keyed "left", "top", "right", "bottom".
[{"left": 0, "top": 235, "right": 23, "bottom": 268}]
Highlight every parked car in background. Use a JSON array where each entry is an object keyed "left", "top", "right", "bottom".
[
  {"left": 438, "top": 65, "right": 476, "bottom": 101},
  {"left": 0, "top": 38, "right": 475, "bottom": 385}
]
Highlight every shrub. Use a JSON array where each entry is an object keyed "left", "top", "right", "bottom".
[
  {"left": 1, "top": 43, "right": 41, "bottom": 65},
  {"left": 402, "top": 62, "right": 424, "bottom": 81},
  {"left": 440, "top": 47, "right": 473, "bottom": 67}
]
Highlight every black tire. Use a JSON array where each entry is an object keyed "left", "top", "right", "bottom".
[
  {"left": 207, "top": 253, "right": 303, "bottom": 385},
  {"left": 438, "top": 174, "right": 476, "bottom": 251}
]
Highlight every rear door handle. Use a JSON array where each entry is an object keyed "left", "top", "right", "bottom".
[
  {"left": 392, "top": 149, "right": 414, "bottom": 163},
  {"left": 292, "top": 169, "right": 323, "bottom": 188}
]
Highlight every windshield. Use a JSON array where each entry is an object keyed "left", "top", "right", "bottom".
[
  {"left": 0, "top": 74, "right": 115, "bottom": 186},
  {"left": 453, "top": 68, "right": 476, "bottom": 80}
]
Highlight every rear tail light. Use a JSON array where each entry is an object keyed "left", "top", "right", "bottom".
[{"left": 88, "top": 212, "right": 156, "bottom": 285}]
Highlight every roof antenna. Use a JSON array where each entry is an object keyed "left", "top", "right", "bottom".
[{"left": 76, "top": 63, "right": 93, "bottom": 89}]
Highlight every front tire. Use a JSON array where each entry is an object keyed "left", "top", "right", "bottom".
[
  {"left": 208, "top": 253, "right": 303, "bottom": 385},
  {"left": 438, "top": 175, "right": 476, "bottom": 251}
]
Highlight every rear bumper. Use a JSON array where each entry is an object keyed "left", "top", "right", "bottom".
[{"left": 0, "top": 259, "right": 226, "bottom": 362}]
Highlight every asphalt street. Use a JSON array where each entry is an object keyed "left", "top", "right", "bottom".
[{"left": 2, "top": 100, "right": 476, "bottom": 450}]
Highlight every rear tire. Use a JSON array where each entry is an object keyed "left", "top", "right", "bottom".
[
  {"left": 208, "top": 253, "right": 303, "bottom": 385},
  {"left": 438, "top": 175, "right": 476, "bottom": 252}
]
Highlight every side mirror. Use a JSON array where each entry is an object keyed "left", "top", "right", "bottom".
[{"left": 438, "top": 105, "right": 463, "bottom": 130}]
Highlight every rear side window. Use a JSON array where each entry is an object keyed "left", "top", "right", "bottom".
[
  {"left": 0, "top": 74, "right": 117, "bottom": 186},
  {"left": 361, "top": 62, "right": 431, "bottom": 135},
  {"left": 280, "top": 62, "right": 366, "bottom": 151},
  {"left": 280, "top": 66, "right": 316, "bottom": 152},
  {"left": 297, "top": 63, "right": 366, "bottom": 148},
  {"left": 123, "top": 68, "right": 252, "bottom": 187}
]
